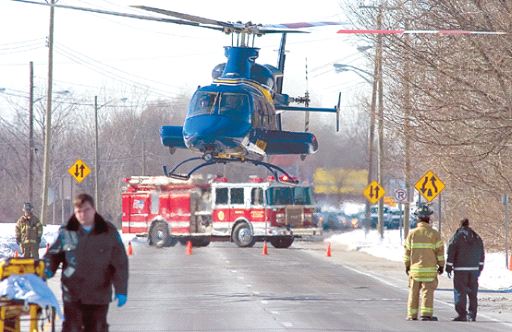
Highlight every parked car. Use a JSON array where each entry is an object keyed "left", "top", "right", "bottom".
[
  {"left": 370, "top": 206, "right": 392, "bottom": 229},
  {"left": 390, "top": 208, "right": 418, "bottom": 229},
  {"left": 317, "top": 211, "right": 351, "bottom": 231}
]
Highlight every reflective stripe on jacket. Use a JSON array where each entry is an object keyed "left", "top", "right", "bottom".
[{"left": 404, "top": 222, "right": 444, "bottom": 282}]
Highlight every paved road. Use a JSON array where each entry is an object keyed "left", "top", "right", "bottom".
[{"left": 93, "top": 239, "right": 512, "bottom": 332}]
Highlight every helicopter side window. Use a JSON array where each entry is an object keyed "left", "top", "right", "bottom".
[
  {"left": 189, "top": 92, "right": 218, "bottom": 117},
  {"left": 267, "top": 103, "right": 276, "bottom": 129},
  {"left": 252, "top": 97, "right": 265, "bottom": 128},
  {"left": 263, "top": 102, "right": 274, "bottom": 129}
]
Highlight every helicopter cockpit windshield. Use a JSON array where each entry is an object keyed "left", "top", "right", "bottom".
[
  {"left": 219, "top": 93, "right": 248, "bottom": 115},
  {"left": 189, "top": 92, "right": 218, "bottom": 117},
  {"left": 188, "top": 91, "right": 250, "bottom": 119}
]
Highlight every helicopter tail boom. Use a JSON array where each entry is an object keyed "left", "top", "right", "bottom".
[{"left": 249, "top": 129, "right": 318, "bottom": 155}]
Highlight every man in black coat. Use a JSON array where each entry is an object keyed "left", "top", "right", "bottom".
[
  {"left": 45, "top": 193, "right": 129, "bottom": 332},
  {"left": 446, "top": 218, "right": 485, "bottom": 322}
]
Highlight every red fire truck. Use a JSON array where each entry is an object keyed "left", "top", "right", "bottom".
[{"left": 121, "top": 175, "right": 320, "bottom": 248}]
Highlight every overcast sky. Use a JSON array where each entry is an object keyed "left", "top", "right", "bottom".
[{"left": 0, "top": 0, "right": 372, "bottom": 111}]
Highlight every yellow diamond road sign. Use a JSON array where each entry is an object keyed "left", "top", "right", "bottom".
[
  {"left": 363, "top": 181, "right": 385, "bottom": 204},
  {"left": 415, "top": 170, "right": 445, "bottom": 202},
  {"left": 68, "top": 159, "right": 91, "bottom": 184}
]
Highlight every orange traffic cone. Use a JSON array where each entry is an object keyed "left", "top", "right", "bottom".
[
  {"left": 14, "top": 250, "right": 19, "bottom": 258},
  {"left": 326, "top": 242, "right": 332, "bottom": 257},
  {"left": 508, "top": 254, "right": 512, "bottom": 271},
  {"left": 262, "top": 241, "right": 268, "bottom": 256},
  {"left": 186, "top": 240, "right": 192, "bottom": 255},
  {"left": 127, "top": 241, "right": 133, "bottom": 256}
]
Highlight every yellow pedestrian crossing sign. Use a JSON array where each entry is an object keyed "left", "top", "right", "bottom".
[
  {"left": 415, "top": 170, "right": 445, "bottom": 202},
  {"left": 363, "top": 181, "right": 385, "bottom": 204},
  {"left": 68, "top": 159, "right": 91, "bottom": 184}
]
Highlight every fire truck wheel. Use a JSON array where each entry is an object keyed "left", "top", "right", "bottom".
[
  {"left": 150, "top": 222, "right": 172, "bottom": 248},
  {"left": 232, "top": 223, "right": 256, "bottom": 248},
  {"left": 269, "top": 236, "right": 294, "bottom": 249}
]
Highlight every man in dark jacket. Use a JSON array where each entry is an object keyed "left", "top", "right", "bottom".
[
  {"left": 45, "top": 193, "right": 128, "bottom": 332},
  {"left": 446, "top": 218, "right": 485, "bottom": 322}
]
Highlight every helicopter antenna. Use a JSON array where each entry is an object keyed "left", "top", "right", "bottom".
[
  {"left": 304, "top": 57, "right": 310, "bottom": 132},
  {"left": 275, "top": 33, "right": 287, "bottom": 130}
]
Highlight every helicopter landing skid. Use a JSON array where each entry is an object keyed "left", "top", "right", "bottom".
[{"left": 163, "top": 156, "right": 298, "bottom": 183}]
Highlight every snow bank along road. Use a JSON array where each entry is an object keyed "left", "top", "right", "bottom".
[{"left": 42, "top": 239, "right": 512, "bottom": 331}]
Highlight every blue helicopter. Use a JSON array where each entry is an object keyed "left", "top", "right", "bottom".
[
  {"left": 134, "top": 7, "right": 341, "bottom": 180},
  {"left": 15, "top": 1, "right": 342, "bottom": 181}
]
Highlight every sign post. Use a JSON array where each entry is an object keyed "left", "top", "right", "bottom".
[
  {"left": 394, "top": 188, "right": 408, "bottom": 243},
  {"left": 363, "top": 181, "right": 385, "bottom": 238},
  {"left": 504, "top": 194, "right": 509, "bottom": 269}
]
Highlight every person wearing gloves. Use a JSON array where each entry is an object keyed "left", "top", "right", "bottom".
[
  {"left": 446, "top": 218, "right": 485, "bottom": 322},
  {"left": 44, "top": 193, "right": 128, "bottom": 332}
]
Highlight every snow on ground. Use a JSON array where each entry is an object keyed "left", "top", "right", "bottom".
[
  {"left": 327, "top": 229, "right": 512, "bottom": 291},
  {"left": 0, "top": 223, "right": 60, "bottom": 259},
  {"left": 0, "top": 223, "right": 137, "bottom": 259}
]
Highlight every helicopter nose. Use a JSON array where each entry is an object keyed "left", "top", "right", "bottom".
[{"left": 183, "top": 115, "right": 250, "bottom": 152}]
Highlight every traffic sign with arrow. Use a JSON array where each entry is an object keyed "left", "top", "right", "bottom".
[
  {"left": 414, "top": 170, "right": 445, "bottom": 202},
  {"left": 363, "top": 180, "right": 385, "bottom": 204},
  {"left": 68, "top": 159, "right": 91, "bottom": 184}
]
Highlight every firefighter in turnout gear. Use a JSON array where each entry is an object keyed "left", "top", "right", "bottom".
[
  {"left": 446, "top": 218, "right": 485, "bottom": 321},
  {"left": 403, "top": 204, "right": 445, "bottom": 321},
  {"left": 15, "top": 202, "right": 43, "bottom": 259}
]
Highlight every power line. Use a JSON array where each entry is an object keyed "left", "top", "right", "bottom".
[{"left": 53, "top": 44, "right": 178, "bottom": 99}]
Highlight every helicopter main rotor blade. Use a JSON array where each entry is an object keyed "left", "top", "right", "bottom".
[
  {"left": 12, "top": 0, "right": 224, "bottom": 30},
  {"left": 337, "top": 29, "right": 507, "bottom": 35},
  {"left": 268, "top": 21, "right": 349, "bottom": 29},
  {"left": 132, "top": 5, "right": 232, "bottom": 29},
  {"left": 258, "top": 21, "right": 349, "bottom": 34}
]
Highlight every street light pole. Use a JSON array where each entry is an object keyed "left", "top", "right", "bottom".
[
  {"left": 29, "top": 61, "right": 34, "bottom": 204},
  {"left": 333, "top": 64, "right": 373, "bottom": 84},
  {"left": 94, "top": 95, "right": 99, "bottom": 208},
  {"left": 94, "top": 96, "right": 127, "bottom": 210},
  {"left": 376, "top": 5, "right": 385, "bottom": 239},
  {"left": 332, "top": 62, "right": 378, "bottom": 234},
  {"left": 41, "top": 0, "right": 56, "bottom": 225}
]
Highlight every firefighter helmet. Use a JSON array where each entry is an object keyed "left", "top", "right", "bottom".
[
  {"left": 414, "top": 203, "right": 433, "bottom": 217},
  {"left": 22, "top": 202, "right": 33, "bottom": 212}
]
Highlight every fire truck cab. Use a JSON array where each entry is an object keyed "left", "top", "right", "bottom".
[{"left": 121, "top": 175, "right": 320, "bottom": 249}]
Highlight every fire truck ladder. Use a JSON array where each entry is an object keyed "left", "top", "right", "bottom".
[{"left": 163, "top": 156, "right": 298, "bottom": 183}]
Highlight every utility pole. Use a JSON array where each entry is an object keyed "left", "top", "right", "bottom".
[
  {"left": 363, "top": 8, "right": 381, "bottom": 235},
  {"left": 41, "top": 0, "right": 56, "bottom": 225},
  {"left": 375, "top": 6, "right": 385, "bottom": 239},
  {"left": 94, "top": 95, "right": 99, "bottom": 209},
  {"left": 403, "top": 20, "right": 412, "bottom": 239},
  {"left": 29, "top": 61, "right": 34, "bottom": 204},
  {"left": 141, "top": 137, "right": 146, "bottom": 176}
]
